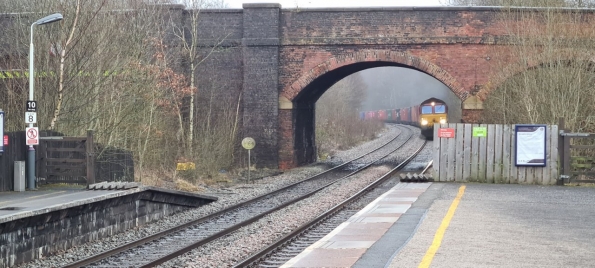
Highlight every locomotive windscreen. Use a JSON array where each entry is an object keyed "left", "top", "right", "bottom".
[{"left": 421, "top": 106, "right": 433, "bottom": 114}]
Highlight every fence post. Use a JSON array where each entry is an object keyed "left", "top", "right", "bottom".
[
  {"left": 558, "top": 118, "right": 565, "bottom": 184},
  {"left": 38, "top": 139, "right": 46, "bottom": 181},
  {"left": 563, "top": 136, "right": 571, "bottom": 183},
  {"left": 86, "top": 130, "right": 95, "bottom": 185},
  {"left": 560, "top": 118, "right": 572, "bottom": 184}
]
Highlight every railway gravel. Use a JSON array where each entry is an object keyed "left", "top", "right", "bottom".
[
  {"left": 401, "top": 139, "right": 434, "bottom": 171},
  {"left": 321, "top": 124, "right": 402, "bottom": 166},
  {"left": 168, "top": 166, "right": 394, "bottom": 268},
  {"left": 17, "top": 124, "right": 419, "bottom": 268},
  {"left": 163, "top": 127, "right": 426, "bottom": 268}
]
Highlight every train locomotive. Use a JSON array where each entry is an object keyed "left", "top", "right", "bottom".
[{"left": 360, "top": 97, "right": 448, "bottom": 140}]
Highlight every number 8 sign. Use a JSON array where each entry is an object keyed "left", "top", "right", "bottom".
[{"left": 25, "top": 112, "right": 37, "bottom": 124}]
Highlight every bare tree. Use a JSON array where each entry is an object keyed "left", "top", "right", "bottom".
[
  {"left": 0, "top": 0, "right": 186, "bottom": 168},
  {"left": 171, "top": 0, "right": 228, "bottom": 157},
  {"left": 442, "top": 0, "right": 571, "bottom": 6},
  {"left": 0, "top": 0, "right": 266, "bottom": 186},
  {"left": 316, "top": 73, "right": 383, "bottom": 157},
  {"left": 441, "top": 0, "right": 595, "bottom": 130},
  {"left": 477, "top": 3, "right": 595, "bottom": 132}
]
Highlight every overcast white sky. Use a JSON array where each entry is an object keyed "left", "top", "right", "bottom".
[{"left": 224, "top": 0, "right": 445, "bottom": 8}]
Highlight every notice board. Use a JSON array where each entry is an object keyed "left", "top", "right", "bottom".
[{"left": 515, "top": 124, "right": 547, "bottom": 166}]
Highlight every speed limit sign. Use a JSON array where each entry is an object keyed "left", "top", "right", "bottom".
[
  {"left": 242, "top": 137, "right": 255, "bottom": 150},
  {"left": 25, "top": 112, "right": 37, "bottom": 124},
  {"left": 241, "top": 137, "right": 255, "bottom": 182}
]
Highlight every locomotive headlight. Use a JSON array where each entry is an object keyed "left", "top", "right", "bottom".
[
  {"left": 421, "top": 119, "right": 428, "bottom": 125},
  {"left": 440, "top": 118, "right": 447, "bottom": 124}
]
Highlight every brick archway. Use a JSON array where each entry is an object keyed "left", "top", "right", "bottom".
[
  {"left": 6, "top": 5, "right": 595, "bottom": 170},
  {"left": 184, "top": 4, "right": 595, "bottom": 169},
  {"left": 282, "top": 50, "right": 468, "bottom": 102},
  {"left": 278, "top": 50, "right": 467, "bottom": 169}
]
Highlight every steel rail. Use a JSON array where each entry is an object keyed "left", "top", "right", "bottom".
[
  {"left": 421, "top": 160, "right": 433, "bottom": 175},
  {"left": 233, "top": 139, "right": 428, "bottom": 268},
  {"left": 62, "top": 125, "right": 409, "bottom": 268},
  {"left": 137, "top": 126, "right": 417, "bottom": 268}
]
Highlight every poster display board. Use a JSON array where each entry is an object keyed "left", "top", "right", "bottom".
[{"left": 515, "top": 124, "right": 547, "bottom": 166}]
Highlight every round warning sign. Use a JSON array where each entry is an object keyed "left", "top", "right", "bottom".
[
  {"left": 241, "top": 137, "right": 255, "bottom": 150},
  {"left": 26, "top": 127, "right": 39, "bottom": 145}
]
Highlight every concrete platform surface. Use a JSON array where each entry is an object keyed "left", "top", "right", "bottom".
[
  {"left": 280, "top": 183, "right": 595, "bottom": 268},
  {"left": 0, "top": 184, "right": 218, "bottom": 223},
  {"left": 281, "top": 183, "right": 432, "bottom": 268},
  {"left": 387, "top": 184, "right": 595, "bottom": 268},
  {"left": 0, "top": 184, "right": 218, "bottom": 267},
  {"left": 0, "top": 187, "right": 134, "bottom": 223}
]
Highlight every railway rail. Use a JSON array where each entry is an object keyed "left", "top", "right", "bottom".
[
  {"left": 62, "top": 125, "right": 417, "bottom": 268},
  {"left": 233, "top": 139, "right": 428, "bottom": 268}
]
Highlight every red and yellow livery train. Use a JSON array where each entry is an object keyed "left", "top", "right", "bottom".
[{"left": 360, "top": 97, "right": 448, "bottom": 140}]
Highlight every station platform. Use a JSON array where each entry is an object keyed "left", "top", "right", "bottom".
[
  {"left": 281, "top": 183, "right": 595, "bottom": 268},
  {"left": 0, "top": 185, "right": 124, "bottom": 222},
  {"left": 0, "top": 184, "right": 216, "bottom": 223},
  {"left": 0, "top": 183, "right": 218, "bottom": 267},
  {"left": 281, "top": 182, "right": 432, "bottom": 267}
]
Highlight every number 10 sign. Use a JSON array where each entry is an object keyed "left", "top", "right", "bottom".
[{"left": 25, "top": 112, "right": 37, "bottom": 124}]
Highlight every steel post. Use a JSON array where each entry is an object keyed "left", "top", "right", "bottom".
[
  {"left": 27, "top": 24, "right": 35, "bottom": 190},
  {"left": 27, "top": 146, "right": 35, "bottom": 189}
]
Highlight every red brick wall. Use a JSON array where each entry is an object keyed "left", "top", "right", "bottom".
[
  {"left": 278, "top": 8, "right": 511, "bottom": 104},
  {"left": 4, "top": 6, "right": 595, "bottom": 170},
  {"left": 276, "top": 7, "right": 594, "bottom": 168},
  {"left": 272, "top": 8, "right": 524, "bottom": 168}
]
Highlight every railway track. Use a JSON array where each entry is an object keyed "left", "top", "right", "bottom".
[
  {"left": 233, "top": 139, "right": 428, "bottom": 268},
  {"left": 62, "top": 125, "right": 417, "bottom": 268}
]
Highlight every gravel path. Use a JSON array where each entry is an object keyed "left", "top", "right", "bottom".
[{"left": 18, "top": 124, "right": 423, "bottom": 268}]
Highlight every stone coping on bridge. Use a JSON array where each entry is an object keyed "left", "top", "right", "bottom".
[
  {"left": 3, "top": 5, "right": 594, "bottom": 18},
  {"left": 200, "top": 5, "right": 595, "bottom": 13},
  {"left": 243, "top": 3, "right": 282, "bottom": 8},
  {"left": 1, "top": 4, "right": 594, "bottom": 17}
]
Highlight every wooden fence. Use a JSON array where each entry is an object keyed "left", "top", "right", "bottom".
[
  {"left": 0, "top": 131, "right": 29, "bottom": 191},
  {"left": 559, "top": 118, "right": 595, "bottom": 183},
  {"left": 0, "top": 130, "right": 63, "bottom": 191},
  {"left": 0, "top": 130, "right": 134, "bottom": 191},
  {"left": 432, "top": 123, "right": 558, "bottom": 185},
  {"left": 38, "top": 130, "right": 95, "bottom": 185}
]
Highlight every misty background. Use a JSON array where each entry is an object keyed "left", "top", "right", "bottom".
[{"left": 357, "top": 67, "right": 462, "bottom": 122}]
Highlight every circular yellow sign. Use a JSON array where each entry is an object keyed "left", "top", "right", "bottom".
[{"left": 241, "top": 137, "right": 255, "bottom": 150}]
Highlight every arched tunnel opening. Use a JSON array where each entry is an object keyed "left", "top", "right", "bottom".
[{"left": 291, "top": 62, "right": 462, "bottom": 166}]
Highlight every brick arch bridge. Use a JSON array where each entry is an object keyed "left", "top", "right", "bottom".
[
  {"left": 5, "top": 4, "right": 592, "bottom": 170},
  {"left": 186, "top": 4, "right": 595, "bottom": 169},
  {"left": 279, "top": 50, "right": 467, "bottom": 169}
]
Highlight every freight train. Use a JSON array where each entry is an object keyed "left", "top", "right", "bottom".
[{"left": 360, "top": 97, "right": 448, "bottom": 140}]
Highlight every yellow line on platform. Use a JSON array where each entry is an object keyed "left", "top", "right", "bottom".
[{"left": 418, "top": 185, "right": 466, "bottom": 268}]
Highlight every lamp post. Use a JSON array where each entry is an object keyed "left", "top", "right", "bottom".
[{"left": 27, "top": 13, "right": 63, "bottom": 190}]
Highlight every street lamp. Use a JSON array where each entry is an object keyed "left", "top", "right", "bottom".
[{"left": 27, "top": 13, "right": 63, "bottom": 190}]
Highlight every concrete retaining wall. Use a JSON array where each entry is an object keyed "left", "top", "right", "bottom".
[{"left": 0, "top": 188, "right": 217, "bottom": 267}]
